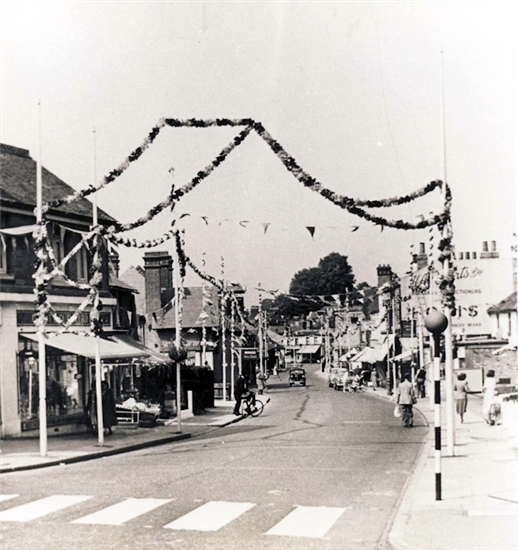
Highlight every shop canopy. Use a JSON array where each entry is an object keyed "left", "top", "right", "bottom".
[
  {"left": 298, "top": 345, "right": 321, "bottom": 354},
  {"left": 22, "top": 333, "right": 149, "bottom": 360},
  {"left": 111, "top": 334, "right": 170, "bottom": 365}
]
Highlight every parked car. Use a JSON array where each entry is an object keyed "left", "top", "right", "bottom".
[
  {"left": 328, "top": 367, "right": 348, "bottom": 390},
  {"left": 288, "top": 367, "right": 306, "bottom": 386}
]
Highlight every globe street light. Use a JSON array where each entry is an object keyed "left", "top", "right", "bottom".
[{"left": 424, "top": 309, "right": 448, "bottom": 501}]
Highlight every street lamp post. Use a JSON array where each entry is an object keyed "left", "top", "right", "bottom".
[{"left": 424, "top": 309, "right": 448, "bottom": 501}]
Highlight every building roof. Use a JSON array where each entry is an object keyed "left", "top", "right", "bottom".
[
  {"left": 487, "top": 291, "right": 517, "bottom": 314},
  {"left": 150, "top": 286, "right": 220, "bottom": 330},
  {"left": 1, "top": 143, "right": 115, "bottom": 223}
]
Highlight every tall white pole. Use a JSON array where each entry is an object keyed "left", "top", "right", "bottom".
[
  {"left": 92, "top": 128, "right": 104, "bottom": 447},
  {"left": 258, "top": 284, "right": 264, "bottom": 374},
  {"left": 221, "top": 258, "right": 227, "bottom": 401},
  {"left": 201, "top": 253, "right": 207, "bottom": 367},
  {"left": 173, "top": 245, "right": 182, "bottom": 433},
  {"left": 441, "top": 51, "right": 455, "bottom": 456},
  {"left": 230, "top": 298, "right": 236, "bottom": 400},
  {"left": 36, "top": 100, "right": 48, "bottom": 457}
]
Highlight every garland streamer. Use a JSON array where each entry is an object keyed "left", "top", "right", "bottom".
[{"left": 34, "top": 117, "right": 456, "bottom": 345}]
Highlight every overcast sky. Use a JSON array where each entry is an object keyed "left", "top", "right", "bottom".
[{"left": 2, "top": 1, "right": 516, "bottom": 305}]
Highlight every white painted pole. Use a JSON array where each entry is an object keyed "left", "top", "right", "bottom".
[
  {"left": 92, "top": 129, "right": 104, "bottom": 446},
  {"left": 230, "top": 298, "right": 236, "bottom": 400},
  {"left": 441, "top": 51, "right": 455, "bottom": 456},
  {"left": 221, "top": 258, "right": 227, "bottom": 401},
  {"left": 36, "top": 100, "right": 48, "bottom": 457},
  {"left": 258, "top": 284, "right": 264, "bottom": 375},
  {"left": 173, "top": 245, "right": 182, "bottom": 433}
]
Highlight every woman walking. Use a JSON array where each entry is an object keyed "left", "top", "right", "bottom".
[
  {"left": 454, "top": 373, "right": 469, "bottom": 423},
  {"left": 482, "top": 370, "right": 499, "bottom": 425}
]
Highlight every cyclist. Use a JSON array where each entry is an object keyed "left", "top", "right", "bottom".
[{"left": 242, "top": 389, "right": 257, "bottom": 415}]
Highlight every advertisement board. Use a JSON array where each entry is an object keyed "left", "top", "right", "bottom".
[{"left": 401, "top": 258, "right": 515, "bottom": 337}]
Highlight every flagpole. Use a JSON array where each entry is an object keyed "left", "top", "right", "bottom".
[
  {"left": 230, "top": 297, "right": 236, "bottom": 400},
  {"left": 173, "top": 243, "right": 182, "bottom": 433},
  {"left": 36, "top": 100, "right": 48, "bottom": 457},
  {"left": 221, "top": 257, "right": 227, "bottom": 401},
  {"left": 258, "top": 284, "right": 264, "bottom": 375},
  {"left": 92, "top": 128, "right": 104, "bottom": 447},
  {"left": 441, "top": 50, "right": 455, "bottom": 456}
]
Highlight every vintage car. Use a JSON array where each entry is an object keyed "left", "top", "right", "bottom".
[
  {"left": 328, "top": 367, "right": 348, "bottom": 390},
  {"left": 288, "top": 367, "right": 306, "bottom": 386}
]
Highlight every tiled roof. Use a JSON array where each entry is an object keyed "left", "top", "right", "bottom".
[
  {"left": 1, "top": 143, "right": 115, "bottom": 223},
  {"left": 151, "top": 286, "right": 220, "bottom": 329},
  {"left": 487, "top": 291, "right": 517, "bottom": 314}
]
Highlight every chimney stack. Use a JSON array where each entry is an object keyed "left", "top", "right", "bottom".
[
  {"left": 143, "top": 251, "right": 173, "bottom": 314},
  {"left": 377, "top": 264, "right": 394, "bottom": 287}
]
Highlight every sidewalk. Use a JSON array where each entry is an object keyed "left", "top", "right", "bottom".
[
  {"left": 0, "top": 400, "right": 241, "bottom": 474},
  {"left": 383, "top": 389, "right": 518, "bottom": 550}
]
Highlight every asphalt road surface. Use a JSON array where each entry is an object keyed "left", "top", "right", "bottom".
[{"left": 0, "top": 365, "right": 427, "bottom": 550}]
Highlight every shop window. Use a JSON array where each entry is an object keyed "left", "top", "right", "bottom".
[
  {"left": 18, "top": 338, "right": 86, "bottom": 428},
  {"left": 0, "top": 236, "right": 6, "bottom": 274}
]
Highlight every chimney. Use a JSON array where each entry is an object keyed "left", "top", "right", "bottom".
[
  {"left": 412, "top": 242, "right": 428, "bottom": 270},
  {"left": 109, "top": 254, "right": 120, "bottom": 278},
  {"left": 377, "top": 264, "right": 393, "bottom": 287},
  {"left": 480, "top": 240, "right": 500, "bottom": 259},
  {"left": 143, "top": 251, "right": 173, "bottom": 314}
]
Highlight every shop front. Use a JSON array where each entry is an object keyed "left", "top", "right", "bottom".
[{"left": 17, "top": 332, "right": 151, "bottom": 435}]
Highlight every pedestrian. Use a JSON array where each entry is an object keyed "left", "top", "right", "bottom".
[
  {"left": 396, "top": 374, "right": 417, "bottom": 428},
  {"left": 415, "top": 366, "right": 426, "bottom": 398},
  {"left": 101, "top": 381, "right": 117, "bottom": 435},
  {"left": 370, "top": 366, "right": 377, "bottom": 391},
  {"left": 482, "top": 369, "right": 498, "bottom": 425},
  {"left": 86, "top": 380, "right": 117, "bottom": 435},
  {"left": 454, "top": 372, "right": 470, "bottom": 423},
  {"left": 233, "top": 373, "right": 247, "bottom": 415},
  {"left": 256, "top": 368, "right": 268, "bottom": 395}
]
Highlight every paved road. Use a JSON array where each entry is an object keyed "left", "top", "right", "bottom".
[{"left": 0, "top": 366, "right": 427, "bottom": 550}]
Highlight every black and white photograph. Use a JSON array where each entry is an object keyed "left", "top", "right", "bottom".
[{"left": 1, "top": 2, "right": 517, "bottom": 549}]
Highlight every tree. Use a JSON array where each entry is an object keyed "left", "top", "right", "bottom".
[
  {"left": 290, "top": 252, "right": 355, "bottom": 298},
  {"left": 267, "top": 253, "right": 357, "bottom": 320}
]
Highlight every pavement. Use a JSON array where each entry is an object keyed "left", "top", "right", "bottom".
[
  {"left": 1, "top": 377, "right": 517, "bottom": 550},
  {"left": 0, "top": 400, "right": 243, "bottom": 473}
]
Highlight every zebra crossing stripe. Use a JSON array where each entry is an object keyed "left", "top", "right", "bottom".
[
  {"left": 72, "top": 498, "right": 172, "bottom": 525},
  {"left": 164, "top": 501, "right": 255, "bottom": 531},
  {"left": 0, "top": 495, "right": 19, "bottom": 502},
  {"left": 0, "top": 495, "right": 92, "bottom": 522},
  {"left": 266, "top": 505, "right": 346, "bottom": 538}
]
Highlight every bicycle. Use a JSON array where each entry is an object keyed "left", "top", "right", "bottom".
[{"left": 239, "top": 392, "right": 268, "bottom": 417}]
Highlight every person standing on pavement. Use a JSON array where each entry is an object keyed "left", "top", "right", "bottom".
[
  {"left": 482, "top": 369, "right": 498, "bottom": 425},
  {"left": 454, "top": 373, "right": 470, "bottom": 423},
  {"left": 396, "top": 374, "right": 417, "bottom": 428},
  {"left": 256, "top": 367, "right": 268, "bottom": 395},
  {"left": 233, "top": 373, "right": 247, "bottom": 415},
  {"left": 415, "top": 366, "right": 426, "bottom": 398},
  {"left": 370, "top": 366, "right": 377, "bottom": 391}
]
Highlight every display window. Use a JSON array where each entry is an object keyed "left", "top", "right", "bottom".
[{"left": 18, "top": 338, "right": 87, "bottom": 429}]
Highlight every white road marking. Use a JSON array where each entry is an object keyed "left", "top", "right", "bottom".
[
  {"left": 266, "top": 505, "right": 346, "bottom": 538},
  {"left": 72, "top": 498, "right": 172, "bottom": 525},
  {"left": 0, "top": 495, "right": 19, "bottom": 502},
  {"left": 0, "top": 495, "right": 91, "bottom": 522},
  {"left": 164, "top": 501, "right": 255, "bottom": 531},
  {"left": 467, "top": 509, "right": 518, "bottom": 517}
]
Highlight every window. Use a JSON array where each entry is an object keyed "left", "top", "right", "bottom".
[{"left": 0, "top": 236, "right": 6, "bottom": 274}]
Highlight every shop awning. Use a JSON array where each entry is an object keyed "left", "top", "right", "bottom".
[
  {"left": 298, "top": 345, "right": 321, "bottom": 354},
  {"left": 21, "top": 333, "right": 149, "bottom": 360},
  {"left": 390, "top": 349, "right": 414, "bottom": 362},
  {"left": 111, "top": 335, "right": 170, "bottom": 365}
]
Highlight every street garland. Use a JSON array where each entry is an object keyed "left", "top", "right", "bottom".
[{"left": 34, "top": 117, "right": 457, "bottom": 339}]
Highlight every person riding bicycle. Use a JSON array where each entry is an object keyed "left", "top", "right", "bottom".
[{"left": 241, "top": 389, "right": 256, "bottom": 415}]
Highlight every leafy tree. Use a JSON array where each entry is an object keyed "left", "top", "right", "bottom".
[
  {"left": 290, "top": 252, "right": 355, "bottom": 298},
  {"left": 267, "top": 253, "right": 357, "bottom": 320}
]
